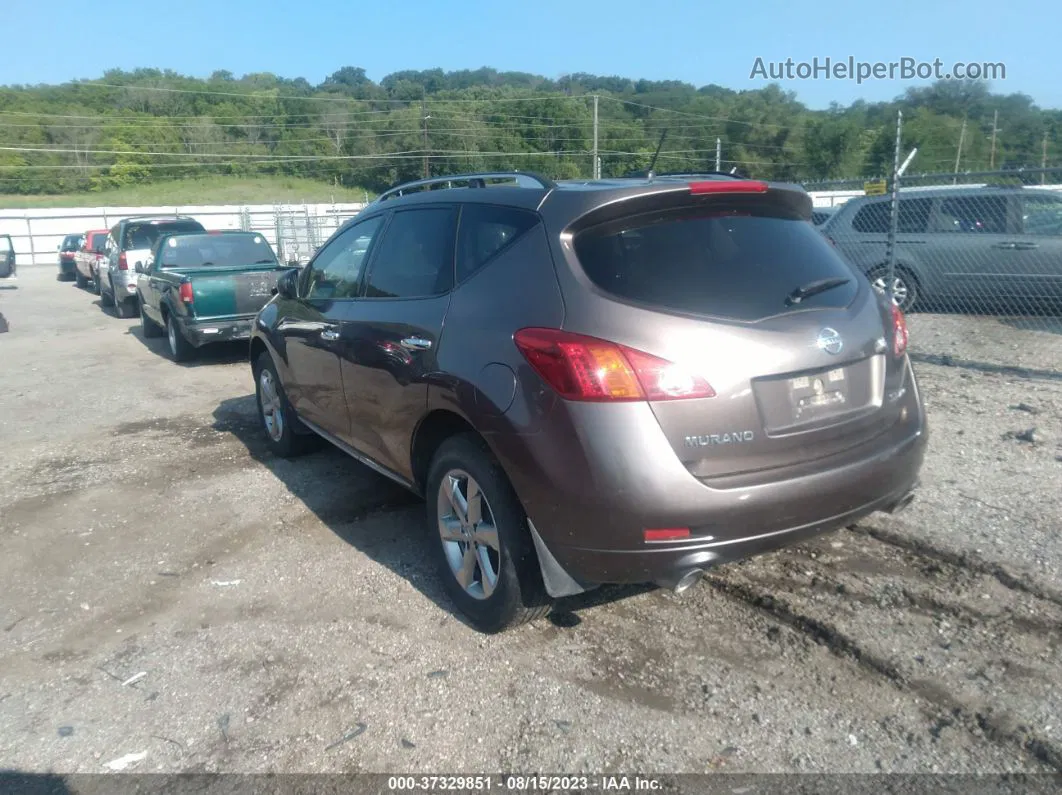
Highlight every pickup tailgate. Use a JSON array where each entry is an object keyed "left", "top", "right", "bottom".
[{"left": 177, "top": 265, "right": 288, "bottom": 318}]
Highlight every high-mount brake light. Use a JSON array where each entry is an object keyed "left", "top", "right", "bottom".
[{"left": 688, "top": 180, "right": 768, "bottom": 195}]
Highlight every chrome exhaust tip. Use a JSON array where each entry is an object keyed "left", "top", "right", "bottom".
[
  {"left": 889, "top": 491, "right": 917, "bottom": 515},
  {"left": 672, "top": 569, "right": 705, "bottom": 595}
]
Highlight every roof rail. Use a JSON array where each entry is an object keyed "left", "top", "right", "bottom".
[{"left": 373, "top": 171, "right": 556, "bottom": 204}]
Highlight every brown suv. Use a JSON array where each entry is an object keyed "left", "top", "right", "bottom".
[{"left": 249, "top": 171, "right": 928, "bottom": 633}]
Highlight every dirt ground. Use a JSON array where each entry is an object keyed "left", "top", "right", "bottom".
[{"left": 1, "top": 267, "right": 1061, "bottom": 778}]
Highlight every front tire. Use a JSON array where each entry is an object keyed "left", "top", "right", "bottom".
[
  {"left": 427, "top": 434, "right": 552, "bottom": 633},
  {"left": 253, "top": 352, "right": 315, "bottom": 458},
  {"left": 140, "top": 299, "right": 163, "bottom": 338},
  {"left": 166, "top": 315, "right": 195, "bottom": 362},
  {"left": 869, "top": 266, "right": 919, "bottom": 312}
]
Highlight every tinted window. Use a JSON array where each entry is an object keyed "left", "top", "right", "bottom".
[
  {"left": 61, "top": 235, "right": 81, "bottom": 251},
  {"left": 934, "top": 195, "right": 1007, "bottom": 233},
  {"left": 364, "top": 207, "right": 457, "bottom": 298},
  {"left": 89, "top": 233, "right": 107, "bottom": 253},
  {"left": 575, "top": 207, "right": 858, "bottom": 322},
  {"left": 1022, "top": 195, "right": 1062, "bottom": 236},
  {"left": 851, "top": 198, "right": 931, "bottom": 233},
  {"left": 123, "top": 221, "right": 204, "bottom": 250},
  {"left": 456, "top": 204, "right": 540, "bottom": 282},
  {"left": 157, "top": 233, "right": 277, "bottom": 269},
  {"left": 305, "top": 216, "right": 384, "bottom": 300},
  {"left": 0, "top": 237, "right": 10, "bottom": 253}
]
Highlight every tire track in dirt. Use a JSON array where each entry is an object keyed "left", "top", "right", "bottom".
[{"left": 701, "top": 526, "right": 1062, "bottom": 772}]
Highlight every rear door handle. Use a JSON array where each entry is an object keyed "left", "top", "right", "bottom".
[
  {"left": 320, "top": 328, "right": 340, "bottom": 341},
  {"left": 400, "top": 337, "right": 432, "bottom": 351}
]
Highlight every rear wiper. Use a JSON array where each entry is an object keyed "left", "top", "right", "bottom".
[
  {"left": 254, "top": 259, "right": 277, "bottom": 264},
  {"left": 785, "top": 277, "right": 851, "bottom": 307}
]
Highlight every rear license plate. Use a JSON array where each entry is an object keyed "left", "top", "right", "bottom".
[{"left": 788, "top": 367, "right": 849, "bottom": 420}]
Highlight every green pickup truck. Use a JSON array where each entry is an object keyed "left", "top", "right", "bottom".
[{"left": 136, "top": 231, "right": 293, "bottom": 361}]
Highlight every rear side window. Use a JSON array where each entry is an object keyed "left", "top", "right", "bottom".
[
  {"left": 1022, "top": 194, "right": 1062, "bottom": 236},
  {"left": 851, "top": 198, "right": 931, "bottom": 233},
  {"left": 456, "top": 204, "right": 540, "bottom": 283},
  {"left": 574, "top": 207, "right": 859, "bottom": 323},
  {"left": 363, "top": 207, "right": 457, "bottom": 298},
  {"left": 933, "top": 195, "right": 1008, "bottom": 233}
]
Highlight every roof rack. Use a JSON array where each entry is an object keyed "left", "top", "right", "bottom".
[{"left": 373, "top": 171, "right": 556, "bottom": 204}]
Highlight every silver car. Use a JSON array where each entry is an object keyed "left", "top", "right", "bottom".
[{"left": 98, "top": 216, "right": 205, "bottom": 318}]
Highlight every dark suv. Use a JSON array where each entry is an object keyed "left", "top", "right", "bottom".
[{"left": 249, "top": 171, "right": 927, "bottom": 633}]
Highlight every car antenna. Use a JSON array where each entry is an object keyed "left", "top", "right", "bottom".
[{"left": 646, "top": 128, "right": 669, "bottom": 181}]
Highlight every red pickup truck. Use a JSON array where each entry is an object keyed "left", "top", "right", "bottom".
[{"left": 74, "top": 229, "right": 109, "bottom": 290}]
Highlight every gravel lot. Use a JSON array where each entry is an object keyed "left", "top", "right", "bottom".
[{"left": 1, "top": 268, "right": 1060, "bottom": 778}]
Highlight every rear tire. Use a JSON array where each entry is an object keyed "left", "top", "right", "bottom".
[
  {"left": 166, "top": 314, "right": 195, "bottom": 362},
  {"left": 75, "top": 271, "right": 88, "bottom": 289},
  {"left": 253, "top": 352, "right": 316, "bottom": 458},
  {"left": 869, "top": 266, "right": 919, "bottom": 312},
  {"left": 426, "top": 433, "right": 552, "bottom": 633},
  {"left": 140, "top": 299, "right": 163, "bottom": 338},
  {"left": 114, "top": 295, "right": 132, "bottom": 318},
  {"left": 100, "top": 280, "right": 114, "bottom": 308}
]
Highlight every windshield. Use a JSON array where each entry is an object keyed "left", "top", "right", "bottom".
[
  {"left": 124, "top": 221, "right": 204, "bottom": 251},
  {"left": 157, "top": 233, "right": 278, "bottom": 268},
  {"left": 574, "top": 207, "right": 858, "bottom": 322}
]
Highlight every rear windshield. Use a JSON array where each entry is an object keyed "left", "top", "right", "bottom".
[
  {"left": 61, "top": 235, "right": 81, "bottom": 250},
  {"left": 574, "top": 207, "right": 859, "bottom": 322},
  {"left": 124, "top": 221, "right": 204, "bottom": 250},
  {"left": 157, "top": 233, "right": 278, "bottom": 269}
]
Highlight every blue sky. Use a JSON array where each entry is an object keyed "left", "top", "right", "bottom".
[{"left": 4, "top": 0, "right": 1056, "bottom": 109}]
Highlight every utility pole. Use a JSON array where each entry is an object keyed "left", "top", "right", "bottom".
[
  {"left": 422, "top": 98, "right": 430, "bottom": 179},
  {"left": 953, "top": 117, "right": 967, "bottom": 184},
  {"left": 715, "top": 138, "right": 721, "bottom": 172},
  {"left": 591, "top": 95, "right": 600, "bottom": 179},
  {"left": 989, "top": 110, "right": 999, "bottom": 169},
  {"left": 1042, "top": 131, "right": 1049, "bottom": 185},
  {"left": 885, "top": 111, "right": 903, "bottom": 305}
]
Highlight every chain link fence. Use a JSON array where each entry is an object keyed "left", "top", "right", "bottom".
[{"left": 814, "top": 169, "right": 1062, "bottom": 377}]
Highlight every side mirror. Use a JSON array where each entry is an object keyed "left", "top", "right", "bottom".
[{"left": 275, "top": 267, "right": 299, "bottom": 299}]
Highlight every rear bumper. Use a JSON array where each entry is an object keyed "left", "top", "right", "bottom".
[
  {"left": 491, "top": 360, "right": 928, "bottom": 590},
  {"left": 59, "top": 258, "right": 76, "bottom": 274},
  {"left": 181, "top": 317, "right": 255, "bottom": 347}
]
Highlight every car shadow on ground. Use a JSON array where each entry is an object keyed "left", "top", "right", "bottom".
[
  {"left": 211, "top": 393, "right": 653, "bottom": 630},
  {"left": 0, "top": 772, "right": 72, "bottom": 795},
  {"left": 124, "top": 325, "right": 251, "bottom": 368}
]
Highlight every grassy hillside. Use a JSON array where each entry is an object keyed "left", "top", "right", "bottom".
[{"left": 0, "top": 176, "right": 374, "bottom": 209}]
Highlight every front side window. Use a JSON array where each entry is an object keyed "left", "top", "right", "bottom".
[
  {"left": 851, "top": 198, "right": 932, "bottom": 234},
  {"left": 304, "top": 215, "right": 385, "bottom": 300},
  {"left": 363, "top": 207, "right": 457, "bottom": 299}
]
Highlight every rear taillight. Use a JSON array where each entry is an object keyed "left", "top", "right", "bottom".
[
  {"left": 513, "top": 328, "right": 715, "bottom": 402},
  {"left": 890, "top": 304, "right": 908, "bottom": 357},
  {"left": 118, "top": 252, "right": 128, "bottom": 271},
  {"left": 178, "top": 282, "right": 194, "bottom": 304},
  {"left": 688, "top": 180, "right": 768, "bottom": 195}
]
